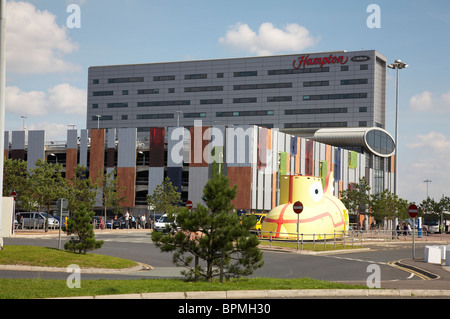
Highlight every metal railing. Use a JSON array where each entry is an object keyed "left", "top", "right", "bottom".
[{"left": 254, "top": 229, "right": 434, "bottom": 251}]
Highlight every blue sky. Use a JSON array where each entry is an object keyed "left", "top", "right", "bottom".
[{"left": 4, "top": 0, "right": 450, "bottom": 204}]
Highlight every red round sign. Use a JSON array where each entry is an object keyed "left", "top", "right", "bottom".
[
  {"left": 186, "top": 200, "right": 193, "bottom": 210},
  {"left": 293, "top": 201, "right": 303, "bottom": 214},
  {"left": 10, "top": 191, "right": 17, "bottom": 201},
  {"left": 408, "top": 204, "right": 418, "bottom": 218}
]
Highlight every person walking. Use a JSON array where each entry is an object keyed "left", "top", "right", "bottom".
[{"left": 125, "top": 210, "right": 130, "bottom": 229}]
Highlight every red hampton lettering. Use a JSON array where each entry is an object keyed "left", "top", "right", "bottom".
[{"left": 293, "top": 54, "right": 349, "bottom": 69}]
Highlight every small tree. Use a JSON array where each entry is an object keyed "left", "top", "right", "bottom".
[
  {"left": 152, "top": 174, "right": 264, "bottom": 282},
  {"left": 64, "top": 204, "right": 104, "bottom": 254},
  {"left": 340, "top": 177, "right": 371, "bottom": 229},
  {"left": 147, "top": 176, "right": 181, "bottom": 215},
  {"left": 30, "top": 159, "right": 67, "bottom": 232}
]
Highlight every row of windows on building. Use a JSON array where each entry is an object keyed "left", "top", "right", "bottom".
[
  {"left": 91, "top": 64, "right": 370, "bottom": 85},
  {"left": 91, "top": 78, "right": 368, "bottom": 97},
  {"left": 91, "top": 92, "right": 369, "bottom": 109},
  {"left": 91, "top": 106, "right": 370, "bottom": 122}
]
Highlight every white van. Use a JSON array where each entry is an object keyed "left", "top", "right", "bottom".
[
  {"left": 19, "top": 212, "right": 60, "bottom": 229},
  {"left": 153, "top": 214, "right": 175, "bottom": 233},
  {"left": 423, "top": 220, "right": 439, "bottom": 234}
]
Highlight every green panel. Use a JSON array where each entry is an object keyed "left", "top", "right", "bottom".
[
  {"left": 349, "top": 151, "right": 357, "bottom": 168},
  {"left": 279, "top": 152, "right": 287, "bottom": 175},
  {"left": 320, "top": 160, "right": 328, "bottom": 188}
]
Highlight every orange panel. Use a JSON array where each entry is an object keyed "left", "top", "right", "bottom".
[
  {"left": 295, "top": 137, "right": 300, "bottom": 175},
  {"left": 89, "top": 129, "right": 105, "bottom": 184},
  {"left": 272, "top": 172, "right": 277, "bottom": 209},
  {"left": 65, "top": 149, "right": 78, "bottom": 181},
  {"left": 117, "top": 167, "right": 136, "bottom": 207},
  {"left": 227, "top": 167, "right": 251, "bottom": 210}
]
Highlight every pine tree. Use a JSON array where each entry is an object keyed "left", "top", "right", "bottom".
[
  {"left": 152, "top": 174, "right": 264, "bottom": 282},
  {"left": 64, "top": 204, "right": 104, "bottom": 254}
]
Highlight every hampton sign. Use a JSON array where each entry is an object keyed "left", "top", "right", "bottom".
[{"left": 293, "top": 54, "right": 349, "bottom": 69}]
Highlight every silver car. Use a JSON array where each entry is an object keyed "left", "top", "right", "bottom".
[{"left": 19, "top": 212, "right": 60, "bottom": 229}]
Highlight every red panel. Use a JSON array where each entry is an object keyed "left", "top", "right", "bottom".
[{"left": 149, "top": 127, "right": 165, "bottom": 167}]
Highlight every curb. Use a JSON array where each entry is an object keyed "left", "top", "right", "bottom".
[
  {"left": 51, "top": 288, "right": 450, "bottom": 299},
  {"left": 0, "top": 262, "right": 152, "bottom": 273}
]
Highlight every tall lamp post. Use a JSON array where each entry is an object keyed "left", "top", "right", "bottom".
[{"left": 388, "top": 59, "right": 409, "bottom": 196}]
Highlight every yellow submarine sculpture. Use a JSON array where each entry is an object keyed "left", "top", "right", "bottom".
[{"left": 261, "top": 171, "right": 349, "bottom": 240}]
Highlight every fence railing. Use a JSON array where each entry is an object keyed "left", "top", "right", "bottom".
[{"left": 254, "top": 229, "right": 433, "bottom": 251}]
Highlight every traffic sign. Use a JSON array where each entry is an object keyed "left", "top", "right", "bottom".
[
  {"left": 10, "top": 191, "right": 17, "bottom": 201},
  {"left": 186, "top": 200, "right": 193, "bottom": 210},
  {"left": 57, "top": 198, "right": 69, "bottom": 210},
  {"left": 293, "top": 201, "right": 303, "bottom": 214},
  {"left": 408, "top": 204, "right": 418, "bottom": 218}
]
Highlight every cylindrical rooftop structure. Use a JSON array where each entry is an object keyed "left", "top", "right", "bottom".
[{"left": 311, "top": 127, "right": 395, "bottom": 157}]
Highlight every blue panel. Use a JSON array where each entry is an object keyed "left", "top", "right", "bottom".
[
  {"left": 167, "top": 167, "right": 182, "bottom": 196},
  {"left": 334, "top": 147, "right": 341, "bottom": 181}
]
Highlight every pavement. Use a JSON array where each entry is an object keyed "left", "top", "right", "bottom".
[{"left": 4, "top": 229, "right": 450, "bottom": 299}]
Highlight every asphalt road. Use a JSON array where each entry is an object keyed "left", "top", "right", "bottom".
[{"left": 2, "top": 230, "right": 450, "bottom": 290}]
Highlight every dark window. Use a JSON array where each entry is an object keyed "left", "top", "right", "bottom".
[
  {"left": 233, "top": 71, "right": 257, "bottom": 77},
  {"left": 92, "top": 115, "right": 113, "bottom": 121},
  {"left": 233, "top": 97, "right": 257, "bottom": 103},
  {"left": 285, "top": 108, "right": 347, "bottom": 115},
  {"left": 184, "top": 112, "right": 206, "bottom": 118},
  {"left": 233, "top": 82, "right": 292, "bottom": 90},
  {"left": 107, "top": 103, "right": 128, "bottom": 108},
  {"left": 137, "top": 114, "right": 175, "bottom": 119},
  {"left": 137, "top": 100, "right": 190, "bottom": 107},
  {"left": 340, "top": 79, "right": 368, "bottom": 85},
  {"left": 108, "top": 77, "right": 144, "bottom": 83},
  {"left": 93, "top": 91, "right": 114, "bottom": 96},
  {"left": 200, "top": 99, "right": 223, "bottom": 105},
  {"left": 360, "top": 64, "right": 369, "bottom": 70},
  {"left": 93, "top": 79, "right": 99, "bottom": 84},
  {"left": 153, "top": 75, "right": 175, "bottom": 81},
  {"left": 303, "top": 81, "right": 329, "bottom": 87},
  {"left": 184, "top": 86, "right": 223, "bottom": 93},
  {"left": 137, "top": 89, "right": 159, "bottom": 94},
  {"left": 268, "top": 67, "right": 329, "bottom": 75},
  {"left": 303, "top": 93, "right": 367, "bottom": 100},
  {"left": 184, "top": 73, "right": 207, "bottom": 80},
  {"left": 267, "top": 96, "right": 292, "bottom": 102}
]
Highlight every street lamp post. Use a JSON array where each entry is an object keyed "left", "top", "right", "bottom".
[{"left": 387, "top": 59, "right": 409, "bottom": 196}]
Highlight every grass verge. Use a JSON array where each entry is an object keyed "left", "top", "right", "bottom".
[
  {"left": 0, "top": 245, "right": 138, "bottom": 269},
  {"left": 0, "top": 245, "right": 368, "bottom": 299},
  {"left": 0, "top": 277, "right": 366, "bottom": 299}
]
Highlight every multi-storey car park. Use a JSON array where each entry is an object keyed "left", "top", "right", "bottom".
[{"left": 4, "top": 50, "right": 396, "bottom": 229}]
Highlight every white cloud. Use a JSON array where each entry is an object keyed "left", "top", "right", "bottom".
[
  {"left": 219, "top": 22, "right": 319, "bottom": 56},
  {"left": 404, "top": 131, "right": 450, "bottom": 200},
  {"left": 27, "top": 122, "right": 70, "bottom": 142},
  {"left": 6, "top": 1, "right": 80, "bottom": 74},
  {"left": 6, "top": 84, "right": 87, "bottom": 116},
  {"left": 409, "top": 89, "right": 450, "bottom": 113}
]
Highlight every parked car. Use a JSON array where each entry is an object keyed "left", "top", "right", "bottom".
[
  {"left": 244, "top": 213, "right": 267, "bottom": 233},
  {"left": 92, "top": 216, "right": 112, "bottom": 229},
  {"left": 113, "top": 217, "right": 125, "bottom": 229},
  {"left": 153, "top": 214, "right": 176, "bottom": 232},
  {"left": 18, "top": 212, "right": 59, "bottom": 229}
]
